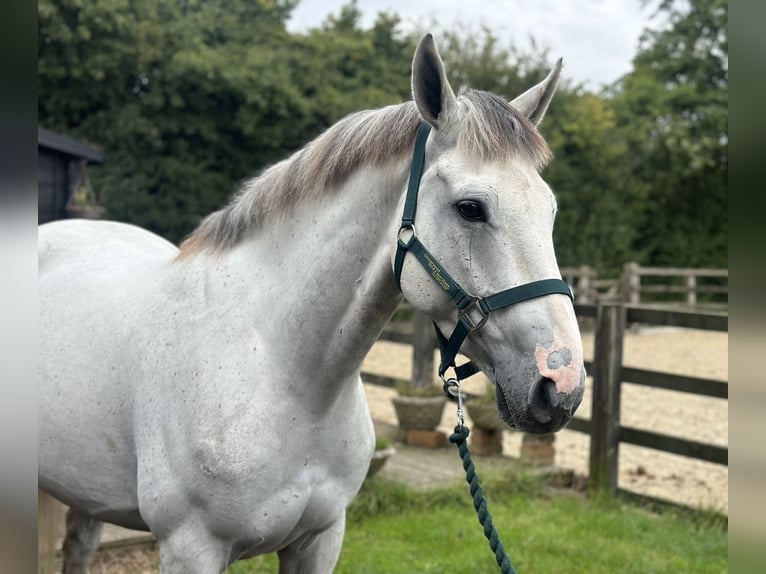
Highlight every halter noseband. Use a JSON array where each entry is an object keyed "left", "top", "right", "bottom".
[{"left": 393, "top": 122, "right": 573, "bottom": 392}]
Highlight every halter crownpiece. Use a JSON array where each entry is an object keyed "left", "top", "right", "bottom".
[{"left": 394, "top": 122, "right": 574, "bottom": 393}]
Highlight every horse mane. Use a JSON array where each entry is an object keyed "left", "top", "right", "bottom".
[{"left": 177, "top": 90, "right": 551, "bottom": 258}]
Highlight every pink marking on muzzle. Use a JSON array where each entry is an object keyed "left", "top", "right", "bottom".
[{"left": 534, "top": 343, "right": 581, "bottom": 395}]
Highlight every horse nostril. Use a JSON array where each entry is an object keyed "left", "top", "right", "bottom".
[
  {"left": 527, "top": 377, "right": 558, "bottom": 424},
  {"left": 544, "top": 379, "right": 560, "bottom": 408}
]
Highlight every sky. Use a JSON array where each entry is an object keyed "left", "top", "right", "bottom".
[{"left": 287, "top": 0, "right": 654, "bottom": 91}]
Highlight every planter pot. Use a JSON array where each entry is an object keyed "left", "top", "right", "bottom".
[
  {"left": 366, "top": 446, "right": 396, "bottom": 479},
  {"left": 520, "top": 433, "right": 556, "bottom": 467},
  {"left": 469, "top": 426, "right": 504, "bottom": 456},
  {"left": 391, "top": 395, "right": 446, "bottom": 431},
  {"left": 465, "top": 400, "right": 507, "bottom": 456},
  {"left": 465, "top": 400, "right": 506, "bottom": 431}
]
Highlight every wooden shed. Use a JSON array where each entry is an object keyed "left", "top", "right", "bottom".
[
  {"left": 38, "top": 127, "right": 105, "bottom": 223},
  {"left": 38, "top": 131, "right": 106, "bottom": 574}
]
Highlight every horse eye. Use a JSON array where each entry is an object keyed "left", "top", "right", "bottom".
[{"left": 456, "top": 200, "right": 486, "bottom": 222}]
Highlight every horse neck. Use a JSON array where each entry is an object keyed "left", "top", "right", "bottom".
[{"left": 213, "top": 162, "right": 407, "bottom": 390}]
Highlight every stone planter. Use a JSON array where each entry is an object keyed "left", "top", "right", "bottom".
[
  {"left": 391, "top": 395, "right": 446, "bottom": 431},
  {"left": 520, "top": 433, "right": 555, "bottom": 466},
  {"left": 468, "top": 427, "right": 503, "bottom": 456},
  {"left": 366, "top": 446, "right": 396, "bottom": 479},
  {"left": 464, "top": 400, "right": 504, "bottom": 456}
]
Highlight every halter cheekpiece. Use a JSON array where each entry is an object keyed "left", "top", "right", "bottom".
[{"left": 393, "top": 122, "right": 574, "bottom": 397}]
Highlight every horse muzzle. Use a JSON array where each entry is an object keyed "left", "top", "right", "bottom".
[{"left": 496, "top": 361, "right": 586, "bottom": 434}]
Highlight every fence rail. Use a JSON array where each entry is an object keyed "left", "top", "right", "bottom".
[
  {"left": 620, "top": 263, "right": 728, "bottom": 307},
  {"left": 560, "top": 264, "right": 728, "bottom": 308},
  {"left": 620, "top": 366, "right": 727, "bottom": 398}
]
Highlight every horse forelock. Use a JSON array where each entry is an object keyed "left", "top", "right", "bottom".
[
  {"left": 177, "top": 91, "right": 551, "bottom": 258},
  {"left": 457, "top": 89, "right": 552, "bottom": 169}
]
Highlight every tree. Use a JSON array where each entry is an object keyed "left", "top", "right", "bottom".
[
  {"left": 613, "top": 0, "right": 727, "bottom": 267},
  {"left": 544, "top": 91, "right": 639, "bottom": 274},
  {"left": 39, "top": 0, "right": 302, "bottom": 241},
  {"left": 437, "top": 27, "right": 547, "bottom": 96},
  {"left": 41, "top": 1, "right": 725, "bottom": 270},
  {"left": 38, "top": 0, "right": 413, "bottom": 244}
]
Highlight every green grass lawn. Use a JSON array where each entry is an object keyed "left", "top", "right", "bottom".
[{"left": 227, "top": 472, "right": 727, "bottom": 573}]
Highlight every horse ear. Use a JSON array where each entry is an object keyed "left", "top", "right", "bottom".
[
  {"left": 509, "top": 58, "right": 563, "bottom": 125},
  {"left": 411, "top": 34, "right": 458, "bottom": 130}
]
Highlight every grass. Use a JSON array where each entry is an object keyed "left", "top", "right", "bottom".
[{"left": 227, "top": 473, "right": 727, "bottom": 573}]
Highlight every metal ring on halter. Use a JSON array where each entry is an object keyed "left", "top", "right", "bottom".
[
  {"left": 397, "top": 224, "right": 417, "bottom": 246},
  {"left": 441, "top": 375, "right": 461, "bottom": 401}
]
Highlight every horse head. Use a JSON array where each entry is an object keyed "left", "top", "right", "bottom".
[{"left": 394, "top": 35, "right": 585, "bottom": 434}]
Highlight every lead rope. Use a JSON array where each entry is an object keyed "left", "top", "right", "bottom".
[{"left": 445, "top": 380, "right": 516, "bottom": 574}]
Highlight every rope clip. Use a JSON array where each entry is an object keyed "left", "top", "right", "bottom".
[{"left": 442, "top": 376, "right": 465, "bottom": 429}]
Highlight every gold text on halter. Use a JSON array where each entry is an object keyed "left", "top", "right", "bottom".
[{"left": 424, "top": 253, "right": 451, "bottom": 291}]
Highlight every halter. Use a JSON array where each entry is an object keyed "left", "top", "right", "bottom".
[{"left": 394, "top": 122, "right": 573, "bottom": 397}]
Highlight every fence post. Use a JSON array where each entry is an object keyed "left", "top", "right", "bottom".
[
  {"left": 685, "top": 275, "right": 697, "bottom": 306},
  {"left": 577, "top": 265, "right": 592, "bottom": 304},
  {"left": 411, "top": 310, "right": 436, "bottom": 391},
  {"left": 589, "top": 303, "right": 625, "bottom": 494},
  {"left": 38, "top": 489, "right": 66, "bottom": 574},
  {"left": 621, "top": 262, "right": 640, "bottom": 304}
]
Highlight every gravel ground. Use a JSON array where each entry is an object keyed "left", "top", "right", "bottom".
[{"left": 362, "top": 326, "right": 728, "bottom": 513}]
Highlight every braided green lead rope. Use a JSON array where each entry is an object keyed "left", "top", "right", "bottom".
[{"left": 449, "top": 425, "right": 516, "bottom": 574}]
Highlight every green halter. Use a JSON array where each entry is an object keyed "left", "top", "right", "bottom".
[{"left": 393, "top": 122, "right": 574, "bottom": 390}]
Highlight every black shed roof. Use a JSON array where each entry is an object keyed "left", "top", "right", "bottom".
[{"left": 38, "top": 127, "right": 105, "bottom": 163}]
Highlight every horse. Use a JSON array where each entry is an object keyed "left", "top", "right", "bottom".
[{"left": 38, "top": 34, "right": 585, "bottom": 573}]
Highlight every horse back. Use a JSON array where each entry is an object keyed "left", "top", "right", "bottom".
[
  {"left": 39, "top": 219, "right": 178, "bottom": 272},
  {"left": 38, "top": 220, "right": 177, "bottom": 525}
]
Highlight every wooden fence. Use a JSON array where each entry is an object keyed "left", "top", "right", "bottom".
[
  {"left": 559, "top": 264, "right": 728, "bottom": 308},
  {"left": 619, "top": 263, "right": 728, "bottom": 307},
  {"left": 567, "top": 303, "right": 728, "bottom": 504},
  {"left": 560, "top": 266, "right": 617, "bottom": 305},
  {"left": 364, "top": 301, "right": 728, "bottom": 509}
]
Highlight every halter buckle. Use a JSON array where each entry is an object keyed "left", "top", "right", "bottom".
[{"left": 459, "top": 297, "right": 489, "bottom": 333}]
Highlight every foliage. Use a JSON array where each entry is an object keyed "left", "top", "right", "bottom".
[
  {"left": 226, "top": 475, "right": 727, "bottom": 573},
  {"left": 425, "top": 7, "right": 727, "bottom": 272},
  {"left": 611, "top": 0, "right": 728, "bottom": 267},
  {"left": 373, "top": 434, "right": 391, "bottom": 450},
  {"left": 38, "top": 0, "right": 727, "bottom": 270},
  {"left": 545, "top": 91, "right": 640, "bottom": 275},
  {"left": 436, "top": 27, "right": 552, "bottom": 97},
  {"left": 38, "top": 0, "right": 412, "bottom": 244},
  {"left": 422, "top": 28, "right": 645, "bottom": 275}
]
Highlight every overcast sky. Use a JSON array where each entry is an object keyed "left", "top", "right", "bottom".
[{"left": 287, "top": 0, "right": 654, "bottom": 91}]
